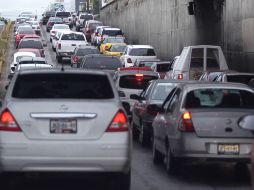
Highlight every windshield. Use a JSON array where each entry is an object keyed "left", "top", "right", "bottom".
[
  {"left": 103, "top": 29, "right": 123, "bottom": 36},
  {"left": 19, "top": 61, "right": 46, "bottom": 65},
  {"left": 18, "top": 41, "right": 43, "bottom": 49},
  {"left": 129, "top": 48, "right": 156, "bottom": 56},
  {"left": 56, "top": 12, "right": 71, "bottom": 17},
  {"left": 119, "top": 75, "right": 158, "bottom": 89},
  {"left": 82, "top": 57, "right": 122, "bottom": 70}
]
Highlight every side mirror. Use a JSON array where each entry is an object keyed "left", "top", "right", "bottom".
[
  {"left": 130, "top": 94, "right": 141, "bottom": 100},
  {"left": 147, "top": 104, "right": 163, "bottom": 114},
  {"left": 238, "top": 115, "right": 254, "bottom": 131}
]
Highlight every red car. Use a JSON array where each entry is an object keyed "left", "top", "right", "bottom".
[
  {"left": 15, "top": 27, "right": 35, "bottom": 47},
  {"left": 23, "top": 34, "right": 41, "bottom": 40}
]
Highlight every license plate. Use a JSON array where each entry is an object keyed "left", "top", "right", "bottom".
[
  {"left": 50, "top": 119, "right": 77, "bottom": 134},
  {"left": 218, "top": 144, "right": 239, "bottom": 155}
]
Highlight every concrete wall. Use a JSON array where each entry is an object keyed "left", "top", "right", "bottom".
[{"left": 100, "top": 0, "right": 254, "bottom": 72}]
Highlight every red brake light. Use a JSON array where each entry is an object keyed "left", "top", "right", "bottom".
[
  {"left": 58, "top": 43, "right": 61, "bottom": 50},
  {"left": 106, "top": 111, "right": 129, "bottom": 132},
  {"left": 127, "top": 58, "right": 132, "bottom": 64},
  {"left": 178, "top": 111, "right": 195, "bottom": 132},
  {"left": 178, "top": 73, "right": 183, "bottom": 80},
  {"left": 0, "top": 110, "right": 21, "bottom": 132},
  {"left": 135, "top": 73, "right": 144, "bottom": 81}
]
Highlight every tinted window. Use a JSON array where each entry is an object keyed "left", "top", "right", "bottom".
[
  {"left": 227, "top": 75, "right": 254, "bottom": 85},
  {"left": 156, "top": 63, "right": 171, "bottom": 72},
  {"left": 82, "top": 57, "right": 122, "bottom": 70},
  {"left": 129, "top": 48, "right": 156, "bottom": 56},
  {"left": 19, "top": 30, "right": 34, "bottom": 34},
  {"left": 185, "top": 88, "right": 254, "bottom": 109},
  {"left": 151, "top": 83, "right": 175, "bottom": 100},
  {"left": 119, "top": 75, "right": 158, "bottom": 89},
  {"left": 111, "top": 45, "right": 126, "bottom": 52},
  {"left": 19, "top": 61, "right": 46, "bottom": 65},
  {"left": 61, "top": 33, "right": 85, "bottom": 41},
  {"left": 80, "top": 15, "right": 93, "bottom": 20},
  {"left": 103, "top": 30, "right": 123, "bottom": 36},
  {"left": 56, "top": 12, "right": 71, "bottom": 17},
  {"left": 18, "top": 41, "right": 43, "bottom": 49},
  {"left": 76, "top": 49, "right": 99, "bottom": 56},
  {"left": 12, "top": 74, "right": 114, "bottom": 99}
]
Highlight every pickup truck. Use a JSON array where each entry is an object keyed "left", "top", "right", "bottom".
[
  {"left": 56, "top": 31, "right": 88, "bottom": 63},
  {"left": 55, "top": 11, "right": 73, "bottom": 29},
  {"left": 166, "top": 45, "right": 229, "bottom": 80}
]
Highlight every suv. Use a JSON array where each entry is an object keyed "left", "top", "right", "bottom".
[
  {"left": 120, "top": 45, "right": 157, "bottom": 67},
  {"left": 41, "top": 11, "right": 56, "bottom": 25},
  {"left": 55, "top": 11, "right": 73, "bottom": 29},
  {"left": 76, "top": 13, "right": 93, "bottom": 32},
  {"left": 83, "top": 20, "right": 103, "bottom": 42},
  {"left": 0, "top": 69, "right": 131, "bottom": 189}
]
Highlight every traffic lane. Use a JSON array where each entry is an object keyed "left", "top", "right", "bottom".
[{"left": 132, "top": 141, "right": 251, "bottom": 190}]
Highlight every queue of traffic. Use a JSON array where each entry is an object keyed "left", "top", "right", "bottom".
[{"left": 1, "top": 10, "right": 254, "bottom": 189}]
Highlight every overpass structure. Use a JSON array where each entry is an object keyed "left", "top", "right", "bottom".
[{"left": 100, "top": 0, "right": 254, "bottom": 72}]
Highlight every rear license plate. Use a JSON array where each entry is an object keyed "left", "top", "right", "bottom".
[
  {"left": 50, "top": 119, "right": 77, "bottom": 134},
  {"left": 218, "top": 144, "right": 239, "bottom": 155}
]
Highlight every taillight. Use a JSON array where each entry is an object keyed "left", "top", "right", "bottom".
[
  {"left": 106, "top": 111, "right": 129, "bottom": 132},
  {"left": 58, "top": 43, "right": 61, "bottom": 50},
  {"left": 135, "top": 73, "right": 144, "bottom": 81},
  {"left": 72, "top": 56, "right": 78, "bottom": 63},
  {"left": 127, "top": 58, "right": 132, "bottom": 64},
  {"left": 0, "top": 110, "right": 21, "bottom": 132},
  {"left": 178, "top": 73, "right": 183, "bottom": 80},
  {"left": 178, "top": 111, "right": 195, "bottom": 132}
]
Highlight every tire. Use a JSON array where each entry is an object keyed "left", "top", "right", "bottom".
[
  {"left": 110, "top": 171, "right": 131, "bottom": 190},
  {"left": 152, "top": 138, "right": 164, "bottom": 165},
  {"left": 165, "top": 145, "right": 178, "bottom": 175},
  {"left": 139, "top": 123, "right": 150, "bottom": 147},
  {"left": 131, "top": 121, "right": 139, "bottom": 140}
]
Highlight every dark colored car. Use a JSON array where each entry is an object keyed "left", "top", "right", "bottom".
[
  {"left": 71, "top": 46, "right": 100, "bottom": 68},
  {"left": 17, "top": 39, "right": 46, "bottom": 57},
  {"left": 81, "top": 55, "right": 122, "bottom": 76},
  {"left": 131, "top": 80, "right": 177, "bottom": 146},
  {"left": 41, "top": 11, "right": 56, "bottom": 25},
  {"left": 46, "top": 17, "right": 63, "bottom": 32}
]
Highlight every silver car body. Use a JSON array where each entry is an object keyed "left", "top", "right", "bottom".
[
  {"left": 153, "top": 82, "right": 254, "bottom": 162},
  {"left": 0, "top": 69, "right": 131, "bottom": 174}
]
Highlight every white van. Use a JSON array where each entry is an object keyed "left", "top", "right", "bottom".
[{"left": 169, "top": 45, "right": 229, "bottom": 80}]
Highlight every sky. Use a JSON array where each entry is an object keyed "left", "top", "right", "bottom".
[{"left": 0, "top": 0, "right": 72, "bottom": 20}]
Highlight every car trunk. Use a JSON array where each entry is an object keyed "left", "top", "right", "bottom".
[
  {"left": 189, "top": 109, "right": 254, "bottom": 138},
  {"left": 8, "top": 100, "right": 118, "bottom": 141}
]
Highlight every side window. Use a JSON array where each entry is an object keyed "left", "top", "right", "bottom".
[
  {"left": 166, "top": 89, "right": 181, "bottom": 114},
  {"left": 190, "top": 48, "right": 204, "bottom": 80},
  {"left": 162, "top": 87, "right": 177, "bottom": 111}
]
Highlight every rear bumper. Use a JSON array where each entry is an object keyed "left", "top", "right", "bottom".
[
  {"left": 0, "top": 133, "right": 131, "bottom": 173},
  {"left": 170, "top": 134, "right": 252, "bottom": 161},
  {"left": 57, "top": 52, "right": 73, "bottom": 58}
]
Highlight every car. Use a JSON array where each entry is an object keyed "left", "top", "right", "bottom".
[
  {"left": 152, "top": 82, "right": 254, "bottom": 174},
  {"left": 150, "top": 61, "right": 172, "bottom": 79},
  {"left": 131, "top": 80, "right": 178, "bottom": 146},
  {"left": 104, "top": 44, "right": 127, "bottom": 57},
  {"left": 18, "top": 48, "right": 43, "bottom": 57},
  {"left": 0, "top": 69, "right": 131, "bottom": 189},
  {"left": 120, "top": 45, "right": 157, "bottom": 67},
  {"left": 55, "top": 31, "right": 88, "bottom": 63},
  {"left": 41, "top": 11, "right": 56, "bottom": 25},
  {"left": 10, "top": 51, "right": 36, "bottom": 74},
  {"left": 15, "top": 26, "right": 35, "bottom": 47},
  {"left": 91, "top": 26, "right": 111, "bottom": 46},
  {"left": 81, "top": 54, "right": 122, "bottom": 76},
  {"left": 17, "top": 38, "right": 46, "bottom": 57},
  {"left": 76, "top": 13, "right": 93, "bottom": 32},
  {"left": 100, "top": 37, "right": 126, "bottom": 54},
  {"left": 46, "top": 17, "right": 63, "bottom": 32},
  {"left": 27, "top": 20, "right": 41, "bottom": 36},
  {"left": 113, "top": 67, "right": 159, "bottom": 112},
  {"left": 49, "top": 24, "right": 70, "bottom": 42},
  {"left": 55, "top": 11, "right": 73, "bottom": 29},
  {"left": 214, "top": 71, "right": 254, "bottom": 88},
  {"left": 83, "top": 20, "right": 103, "bottom": 42},
  {"left": 71, "top": 45, "right": 100, "bottom": 68}
]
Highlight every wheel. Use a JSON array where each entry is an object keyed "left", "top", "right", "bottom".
[
  {"left": 110, "top": 171, "right": 131, "bottom": 190},
  {"left": 139, "top": 123, "right": 150, "bottom": 147},
  {"left": 165, "top": 145, "right": 178, "bottom": 175},
  {"left": 131, "top": 121, "right": 139, "bottom": 140},
  {"left": 152, "top": 138, "right": 164, "bottom": 165}
]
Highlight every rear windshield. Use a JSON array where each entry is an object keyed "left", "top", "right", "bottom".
[
  {"left": 54, "top": 25, "right": 69, "bottom": 30},
  {"left": 56, "top": 12, "right": 71, "bottom": 17},
  {"left": 18, "top": 41, "right": 43, "bottom": 49},
  {"left": 156, "top": 63, "right": 171, "bottom": 72},
  {"left": 111, "top": 45, "right": 126, "bottom": 52},
  {"left": 12, "top": 74, "right": 114, "bottom": 99},
  {"left": 227, "top": 75, "right": 254, "bottom": 86},
  {"left": 119, "top": 75, "right": 158, "bottom": 89},
  {"left": 19, "top": 30, "right": 34, "bottom": 34},
  {"left": 185, "top": 88, "right": 254, "bottom": 109},
  {"left": 82, "top": 57, "right": 122, "bottom": 70},
  {"left": 49, "top": 17, "right": 62, "bottom": 22},
  {"left": 129, "top": 48, "right": 156, "bottom": 56},
  {"left": 89, "top": 22, "right": 103, "bottom": 30},
  {"left": 76, "top": 49, "right": 99, "bottom": 56},
  {"left": 61, "top": 33, "right": 85, "bottom": 41},
  {"left": 139, "top": 61, "right": 157, "bottom": 67},
  {"left": 151, "top": 83, "right": 176, "bottom": 100},
  {"left": 80, "top": 15, "right": 93, "bottom": 20},
  {"left": 19, "top": 61, "right": 46, "bottom": 65},
  {"left": 103, "top": 30, "right": 123, "bottom": 36}
]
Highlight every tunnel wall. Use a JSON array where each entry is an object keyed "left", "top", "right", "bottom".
[{"left": 100, "top": 0, "right": 254, "bottom": 72}]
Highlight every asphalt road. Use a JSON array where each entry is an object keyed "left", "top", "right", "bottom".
[{"left": 0, "top": 25, "right": 251, "bottom": 190}]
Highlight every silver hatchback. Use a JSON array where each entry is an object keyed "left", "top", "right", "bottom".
[
  {"left": 0, "top": 69, "right": 131, "bottom": 189},
  {"left": 152, "top": 82, "right": 254, "bottom": 174}
]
